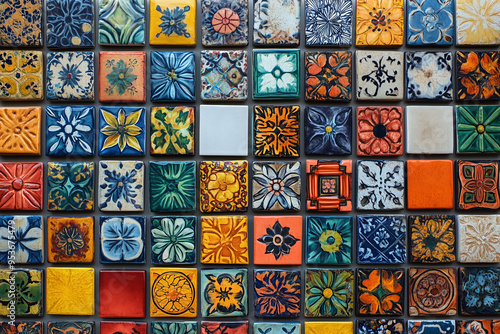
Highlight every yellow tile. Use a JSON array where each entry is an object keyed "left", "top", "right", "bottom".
[
  {"left": 355, "top": 0, "right": 404, "bottom": 46},
  {"left": 150, "top": 268, "right": 197, "bottom": 317},
  {"left": 149, "top": 0, "right": 197, "bottom": 45},
  {"left": 0, "top": 107, "right": 41, "bottom": 155},
  {"left": 0, "top": 269, "right": 42, "bottom": 316},
  {"left": 47, "top": 217, "right": 94, "bottom": 263},
  {"left": 46, "top": 267, "right": 95, "bottom": 315},
  {"left": 305, "top": 322, "right": 353, "bottom": 334},
  {"left": 0, "top": 51, "right": 43, "bottom": 100}
]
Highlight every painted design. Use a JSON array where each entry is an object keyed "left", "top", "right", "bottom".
[
  {"left": 0, "top": 0, "right": 42, "bottom": 46},
  {"left": 201, "top": 269, "right": 247, "bottom": 317},
  {"left": 47, "top": 162, "right": 94, "bottom": 211},
  {"left": 0, "top": 107, "right": 41, "bottom": 155},
  {"left": 201, "top": 0, "right": 248, "bottom": 46},
  {"left": 253, "top": 0, "right": 300, "bottom": 45},
  {"left": 408, "top": 321, "right": 455, "bottom": 334},
  {"left": 106, "top": 60, "right": 137, "bottom": 95},
  {"left": 356, "top": 0, "right": 403, "bottom": 46},
  {"left": 304, "top": 106, "right": 351, "bottom": 155},
  {"left": 151, "top": 51, "right": 195, "bottom": 101},
  {"left": 47, "top": 0, "right": 94, "bottom": 47},
  {"left": 457, "top": 320, "right": 500, "bottom": 334},
  {"left": 456, "top": 106, "right": 500, "bottom": 153},
  {"left": 0, "top": 269, "right": 42, "bottom": 316},
  {"left": 461, "top": 267, "right": 500, "bottom": 315},
  {"left": 201, "top": 322, "right": 248, "bottom": 334},
  {"left": 410, "top": 215, "right": 455, "bottom": 263},
  {"left": 254, "top": 269, "right": 300, "bottom": 318},
  {"left": 458, "top": 215, "right": 500, "bottom": 263},
  {"left": 257, "top": 220, "right": 299, "bottom": 260},
  {"left": 357, "top": 269, "right": 404, "bottom": 315},
  {"left": 48, "top": 322, "right": 93, "bottom": 334},
  {"left": 253, "top": 323, "right": 300, "bottom": 334},
  {"left": 407, "top": 0, "right": 454, "bottom": 45},
  {"left": 101, "top": 323, "right": 146, "bottom": 334},
  {"left": 98, "top": 161, "right": 144, "bottom": 211},
  {"left": 357, "top": 319, "right": 404, "bottom": 334},
  {"left": 406, "top": 52, "right": 452, "bottom": 101},
  {"left": 152, "top": 322, "right": 197, "bottom": 334},
  {"left": 456, "top": 0, "right": 500, "bottom": 45},
  {"left": 201, "top": 216, "right": 248, "bottom": 264},
  {"left": 305, "top": 0, "right": 352, "bottom": 46},
  {"left": 254, "top": 106, "right": 299, "bottom": 157},
  {"left": 457, "top": 51, "right": 500, "bottom": 101},
  {"left": 150, "top": 0, "right": 196, "bottom": 45},
  {"left": 150, "top": 268, "right": 197, "bottom": 317},
  {"left": 305, "top": 51, "right": 351, "bottom": 101},
  {"left": 157, "top": 5, "right": 190, "bottom": 38},
  {"left": 0, "top": 51, "right": 43, "bottom": 101},
  {"left": 253, "top": 50, "right": 300, "bottom": 99},
  {"left": 0, "top": 216, "right": 43, "bottom": 264},
  {"left": 151, "top": 106, "right": 194, "bottom": 155},
  {"left": 100, "top": 216, "right": 145, "bottom": 263},
  {"left": 0, "top": 322, "right": 42, "bottom": 334},
  {"left": 99, "top": 107, "right": 145, "bottom": 156},
  {"left": 357, "top": 106, "right": 403, "bottom": 156},
  {"left": 457, "top": 161, "right": 500, "bottom": 210},
  {"left": 47, "top": 217, "right": 93, "bottom": 263},
  {"left": 99, "top": 0, "right": 145, "bottom": 44},
  {"left": 0, "top": 163, "right": 43, "bottom": 211},
  {"left": 306, "top": 216, "right": 351, "bottom": 264},
  {"left": 151, "top": 216, "right": 196, "bottom": 264}
]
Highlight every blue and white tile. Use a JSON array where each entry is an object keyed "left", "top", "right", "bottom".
[
  {"left": 407, "top": 0, "right": 454, "bottom": 46},
  {"left": 305, "top": 0, "right": 352, "bottom": 46},
  {"left": 100, "top": 215, "right": 145, "bottom": 263},
  {"left": 98, "top": 161, "right": 144, "bottom": 211},
  {"left": 407, "top": 321, "right": 454, "bottom": 334},
  {"left": 0, "top": 216, "right": 43, "bottom": 264},
  {"left": 151, "top": 51, "right": 195, "bottom": 102}
]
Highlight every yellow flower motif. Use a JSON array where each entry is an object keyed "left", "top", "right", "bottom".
[
  {"left": 101, "top": 108, "right": 143, "bottom": 152},
  {"left": 205, "top": 272, "right": 245, "bottom": 316},
  {"left": 153, "top": 272, "right": 195, "bottom": 314},
  {"left": 207, "top": 171, "right": 240, "bottom": 202},
  {"left": 412, "top": 217, "right": 455, "bottom": 263},
  {"left": 356, "top": 0, "right": 404, "bottom": 46},
  {"left": 201, "top": 216, "right": 248, "bottom": 264},
  {"left": 457, "top": 0, "right": 500, "bottom": 45},
  {"left": 320, "top": 230, "right": 343, "bottom": 253}
]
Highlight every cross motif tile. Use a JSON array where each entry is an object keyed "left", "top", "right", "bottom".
[
  {"left": 47, "top": 162, "right": 94, "bottom": 211},
  {"left": 0, "top": 51, "right": 43, "bottom": 101},
  {"left": 99, "top": 0, "right": 145, "bottom": 45}
]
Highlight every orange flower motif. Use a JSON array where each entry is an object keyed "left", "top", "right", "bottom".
[
  {"left": 357, "top": 107, "right": 403, "bottom": 155},
  {"left": 356, "top": 0, "right": 404, "bottom": 46},
  {"left": 212, "top": 8, "right": 240, "bottom": 34},
  {"left": 359, "top": 269, "right": 403, "bottom": 315},
  {"left": 305, "top": 52, "right": 351, "bottom": 101},
  {"left": 458, "top": 52, "right": 500, "bottom": 100},
  {"left": 464, "top": 165, "right": 497, "bottom": 203},
  {"left": 480, "top": 54, "right": 500, "bottom": 99}
]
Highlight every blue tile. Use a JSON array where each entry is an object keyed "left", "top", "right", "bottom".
[
  {"left": 460, "top": 267, "right": 500, "bottom": 315},
  {"left": 253, "top": 323, "right": 301, "bottom": 334},
  {"left": 151, "top": 51, "right": 195, "bottom": 102},
  {"left": 0, "top": 216, "right": 43, "bottom": 264},
  {"left": 305, "top": 0, "right": 352, "bottom": 46},
  {"left": 306, "top": 216, "right": 352, "bottom": 264},
  {"left": 100, "top": 216, "right": 145, "bottom": 263},
  {"left": 407, "top": 321, "right": 455, "bottom": 334},
  {"left": 406, "top": 0, "right": 454, "bottom": 45},
  {"left": 254, "top": 269, "right": 301, "bottom": 318},
  {"left": 357, "top": 319, "right": 404, "bottom": 334},
  {"left": 151, "top": 216, "right": 196, "bottom": 264}
]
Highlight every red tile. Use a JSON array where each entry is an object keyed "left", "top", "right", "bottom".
[
  {"left": 0, "top": 162, "right": 43, "bottom": 210},
  {"left": 99, "top": 270, "right": 146, "bottom": 318},
  {"left": 101, "top": 322, "right": 147, "bottom": 334}
]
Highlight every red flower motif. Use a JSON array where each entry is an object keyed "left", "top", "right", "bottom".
[
  {"left": 357, "top": 107, "right": 403, "bottom": 156},
  {"left": 463, "top": 164, "right": 497, "bottom": 203},
  {"left": 212, "top": 8, "right": 240, "bottom": 34},
  {"left": 0, "top": 162, "right": 43, "bottom": 210}
]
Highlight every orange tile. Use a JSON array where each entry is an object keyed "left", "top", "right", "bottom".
[
  {"left": 407, "top": 160, "right": 454, "bottom": 209},
  {"left": 47, "top": 216, "right": 94, "bottom": 263},
  {"left": 0, "top": 107, "right": 41, "bottom": 155}
]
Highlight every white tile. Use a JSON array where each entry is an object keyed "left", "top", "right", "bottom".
[{"left": 458, "top": 215, "right": 500, "bottom": 263}]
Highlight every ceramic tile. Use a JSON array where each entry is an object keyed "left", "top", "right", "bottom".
[
  {"left": 0, "top": 269, "right": 42, "bottom": 316},
  {"left": 253, "top": 269, "right": 301, "bottom": 318},
  {"left": 199, "top": 105, "right": 248, "bottom": 156},
  {"left": 357, "top": 215, "right": 406, "bottom": 264},
  {"left": 98, "top": 161, "right": 145, "bottom": 211},
  {"left": 456, "top": 106, "right": 500, "bottom": 153},
  {"left": 407, "top": 160, "right": 454, "bottom": 209},
  {"left": 253, "top": 50, "right": 300, "bottom": 100},
  {"left": 149, "top": 0, "right": 196, "bottom": 45},
  {"left": 48, "top": 322, "right": 94, "bottom": 334},
  {"left": 199, "top": 161, "right": 248, "bottom": 213},
  {"left": 304, "top": 106, "right": 352, "bottom": 155},
  {"left": 152, "top": 322, "right": 197, "bottom": 334},
  {"left": 356, "top": 51, "right": 403, "bottom": 101},
  {"left": 0, "top": 107, "right": 41, "bottom": 155},
  {"left": 201, "top": 322, "right": 248, "bottom": 334},
  {"left": 356, "top": 160, "right": 405, "bottom": 210},
  {"left": 252, "top": 162, "right": 301, "bottom": 211},
  {"left": 101, "top": 322, "right": 147, "bottom": 334},
  {"left": 0, "top": 0, "right": 42, "bottom": 46},
  {"left": 356, "top": 269, "right": 404, "bottom": 316},
  {"left": 305, "top": 0, "right": 352, "bottom": 46},
  {"left": 254, "top": 216, "right": 302, "bottom": 265},
  {"left": 457, "top": 161, "right": 500, "bottom": 210},
  {"left": 253, "top": 105, "right": 300, "bottom": 158},
  {"left": 460, "top": 267, "right": 500, "bottom": 315},
  {"left": 99, "top": 0, "right": 145, "bottom": 45},
  {"left": 47, "top": 216, "right": 94, "bottom": 263},
  {"left": 457, "top": 320, "right": 500, "bottom": 334},
  {"left": 458, "top": 215, "right": 500, "bottom": 263},
  {"left": 357, "top": 320, "right": 404, "bottom": 334},
  {"left": 151, "top": 216, "right": 196, "bottom": 264},
  {"left": 47, "top": 162, "right": 94, "bottom": 211},
  {"left": 150, "top": 161, "right": 196, "bottom": 212},
  {"left": 409, "top": 215, "right": 456, "bottom": 263},
  {"left": 305, "top": 269, "right": 354, "bottom": 317},
  {"left": 357, "top": 106, "right": 403, "bottom": 156},
  {"left": 151, "top": 106, "right": 195, "bottom": 155},
  {"left": 100, "top": 216, "right": 145, "bottom": 263},
  {"left": 305, "top": 51, "right": 352, "bottom": 101},
  {"left": 253, "top": 0, "right": 300, "bottom": 46},
  {"left": 99, "top": 270, "right": 146, "bottom": 318},
  {"left": 406, "top": 51, "right": 453, "bottom": 101},
  {"left": 1, "top": 322, "right": 42, "bottom": 334},
  {"left": 201, "top": 0, "right": 249, "bottom": 46},
  {"left": 0, "top": 216, "right": 42, "bottom": 264},
  {"left": 306, "top": 160, "right": 352, "bottom": 212},
  {"left": 0, "top": 51, "right": 43, "bottom": 101},
  {"left": 457, "top": 51, "right": 500, "bottom": 101},
  {"left": 0, "top": 163, "right": 43, "bottom": 211},
  {"left": 407, "top": 321, "right": 455, "bottom": 334},
  {"left": 201, "top": 216, "right": 249, "bottom": 264},
  {"left": 306, "top": 216, "right": 352, "bottom": 265},
  {"left": 98, "top": 52, "right": 146, "bottom": 102},
  {"left": 456, "top": 0, "right": 500, "bottom": 45},
  {"left": 47, "top": 0, "right": 94, "bottom": 47},
  {"left": 253, "top": 323, "right": 300, "bottom": 334},
  {"left": 406, "top": 106, "right": 454, "bottom": 154},
  {"left": 150, "top": 268, "right": 197, "bottom": 317},
  {"left": 201, "top": 269, "right": 248, "bottom": 317},
  {"left": 355, "top": 0, "right": 404, "bottom": 46},
  {"left": 151, "top": 52, "right": 195, "bottom": 102},
  {"left": 408, "top": 268, "right": 457, "bottom": 316},
  {"left": 305, "top": 322, "right": 352, "bottom": 334},
  {"left": 46, "top": 267, "right": 94, "bottom": 315},
  {"left": 406, "top": 0, "right": 454, "bottom": 45}
]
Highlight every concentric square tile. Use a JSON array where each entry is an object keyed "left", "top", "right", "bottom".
[
  {"left": 305, "top": 0, "right": 352, "bottom": 46},
  {"left": 0, "top": 269, "right": 42, "bottom": 316},
  {"left": 456, "top": 0, "right": 500, "bottom": 45},
  {"left": 100, "top": 216, "right": 145, "bottom": 263},
  {"left": 201, "top": 268, "right": 248, "bottom": 317},
  {"left": 460, "top": 267, "right": 500, "bottom": 315},
  {"left": 201, "top": 0, "right": 249, "bottom": 46},
  {"left": 406, "top": 0, "right": 454, "bottom": 45},
  {"left": 457, "top": 161, "right": 500, "bottom": 210},
  {"left": 0, "top": 216, "right": 43, "bottom": 264},
  {"left": 47, "top": 162, "right": 94, "bottom": 211},
  {"left": 149, "top": 0, "right": 197, "bottom": 45},
  {"left": 355, "top": 0, "right": 404, "bottom": 46},
  {"left": 151, "top": 216, "right": 196, "bottom": 264},
  {"left": 458, "top": 215, "right": 500, "bottom": 263},
  {"left": 151, "top": 51, "right": 195, "bottom": 101},
  {"left": 457, "top": 51, "right": 500, "bottom": 101},
  {"left": 253, "top": 323, "right": 301, "bottom": 334},
  {"left": 357, "top": 320, "right": 404, "bottom": 334},
  {"left": 306, "top": 216, "right": 352, "bottom": 265},
  {"left": 150, "top": 268, "right": 197, "bottom": 317},
  {"left": 456, "top": 106, "right": 500, "bottom": 153},
  {"left": 253, "top": 50, "right": 300, "bottom": 99},
  {"left": 47, "top": 0, "right": 94, "bottom": 47},
  {"left": 0, "top": 0, "right": 42, "bottom": 46},
  {"left": 99, "top": 270, "right": 146, "bottom": 318},
  {"left": 409, "top": 215, "right": 456, "bottom": 263},
  {"left": 0, "top": 162, "right": 43, "bottom": 210},
  {"left": 254, "top": 269, "right": 301, "bottom": 318},
  {"left": 151, "top": 106, "right": 195, "bottom": 155},
  {"left": 356, "top": 269, "right": 404, "bottom": 315},
  {"left": 0, "top": 107, "right": 41, "bottom": 155},
  {"left": 201, "top": 216, "right": 248, "bottom": 264},
  {"left": 0, "top": 51, "right": 43, "bottom": 100},
  {"left": 98, "top": 0, "right": 145, "bottom": 45},
  {"left": 407, "top": 321, "right": 455, "bottom": 334},
  {"left": 47, "top": 216, "right": 94, "bottom": 263},
  {"left": 253, "top": 0, "right": 300, "bottom": 46}
]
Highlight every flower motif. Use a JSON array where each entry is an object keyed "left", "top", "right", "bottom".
[
  {"left": 305, "top": 51, "right": 351, "bottom": 101},
  {"left": 47, "top": 106, "right": 93, "bottom": 155},
  {"left": 46, "top": 0, "right": 93, "bottom": 47},
  {"left": 463, "top": 268, "right": 500, "bottom": 312},
  {"left": 356, "top": 0, "right": 403, "bottom": 45},
  {"left": 305, "top": 0, "right": 352, "bottom": 46},
  {"left": 415, "top": 272, "right": 451, "bottom": 309},
  {"left": 100, "top": 108, "right": 143, "bottom": 153},
  {"left": 358, "top": 269, "right": 403, "bottom": 315},
  {"left": 0, "top": 162, "right": 42, "bottom": 210},
  {"left": 257, "top": 221, "right": 299, "bottom": 260},
  {"left": 457, "top": 52, "right": 500, "bottom": 100},
  {"left": 457, "top": 106, "right": 500, "bottom": 153},
  {"left": 407, "top": 0, "right": 453, "bottom": 44},
  {"left": 150, "top": 162, "right": 195, "bottom": 212},
  {"left": 100, "top": 161, "right": 144, "bottom": 211},
  {"left": 151, "top": 52, "right": 195, "bottom": 101},
  {"left": 204, "top": 272, "right": 245, "bottom": 316},
  {"left": 357, "top": 107, "right": 403, "bottom": 155},
  {"left": 0, "top": 270, "right": 41, "bottom": 315},
  {"left": 0, "top": 216, "right": 42, "bottom": 264},
  {"left": 253, "top": 162, "right": 300, "bottom": 211},
  {"left": 156, "top": 5, "right": 190, "bottom": 38},
  {"left": 457, "top": 0, "right": 500, "bottom": 45},
  {"left": 254, "top": 270, "right": 301, "bottom": 317},
  {"left": 152, "top": 322, "right": 196, "bottom": 334},
  {"left": 55, "top": 225, "right": 84, "bottom": 256},
  {"left": 406, "top": 52, "right": 452, "bottom": 100},
  {"left": 151, "top": 217, "right": 195, "bottom": 263},
  {"left": 47, "top": 162, "right": 94, "bottom": 211},
  {"left": 459, "top": 162, "right": 499, "bottom": 210},
  {"left": 411, "top": 216, "right": 455, "bottom": 263},
  {"left": 105, "top": 59, "right": 137, "bottom": 95},
  {"left": 460, "top": 216, "right": 500, "bottom": 262},
  {"left": 307, "top": 217, "right": 351, "bottom": 264},
  {"left": 151, "top": 106, "right": 194, "bottom": 155},
  {"left": 463, "top": 165, "right": 497, "bottom": 203},
  {"left": 152, "top": 271, "right": 196, "bottom": 316},
  {"left": 212, "top": 8, "right": 240, "bottom": 34},
  {"left": 305, "top": 106, "right": 351, "bottom": 155},
  {"left": 201, "top": 216, "right": 248, "bottom": 264},
  {"left": 0, "top": 107, "right": 40, "bottom": 155},
  {"left": 201, "top": 0, "right": 247, "bottom": 46},
  {"left": 207, "top": 171, "right": 240, "bottom": 203},
  {"left": 256, "top": 53, "right": 298, "bottom": 94},
  {"left": 47, "top": 52, "right": 94, "bottom": 100},
  {"left": 101, "top": 217, "right": 144, "bottom": 262}
]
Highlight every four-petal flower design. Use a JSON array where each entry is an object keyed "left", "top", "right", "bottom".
[
  {"left": 100, "top": 217, "right": 144, "bottom": 262},
  {"left": 0, "top": 216, "right": 42, "bottom": 264},
  {"left": 254, "top": 51, "right": 299, "bottom": 98}
]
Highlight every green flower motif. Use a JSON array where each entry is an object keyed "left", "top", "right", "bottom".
[
  {"left": 106, "top": 59, "right": 137, "bottom": 95},
  {"left": 457, "top": 105, "right": 500, "bottom": 153},
  {"left": 0, "top": 270, "right": 42, "bottom": 315},
  {"left": 151, "top": 217, "right": 195, "bottom": 264},
  {"left": 307, "top": 217, "right": 352, "bottom": 264},
  {"left": 152, "top": 322, "right": 197, "bottom": 334}
]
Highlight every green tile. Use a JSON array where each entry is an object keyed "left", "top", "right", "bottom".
[{"left": 456, "top": 105, "right": 500, "bottom": 153}]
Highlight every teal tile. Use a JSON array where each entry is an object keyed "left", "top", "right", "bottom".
[
  {"left": 306, "top": 216, "right": 352, "bottom": 264},
  {"left": 456, "top": 105, "right": 500, "bottom": 153},
  {"left": 98, "top": 0, "right": 145, "bottom": 45},
  {"left": 150, "top": 216, "right": 196, "bottom": 264},
  {"left": 151, "top": 322, "right": 197, "bottom": 334},
  {"left": 201, "top": 268, "right": 248, "bottom": 317}
]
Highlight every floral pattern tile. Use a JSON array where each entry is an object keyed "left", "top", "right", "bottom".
[
  {"left": 0, "top": 269, "right": 42, "bottom": 316},
  {"left": 201, "top": 322, "right": 248, "bottom": 334},
  {"left": 152, "top": 322, "right": 197, "bottom": 334},
  {"left": 98, "top": 161, "right": 144, "bottom": 211},
  {"left": 254, "top": 269, "right": 301, "bottom": 318},
  {"left": 0, "top": 107, "right": 41, "bottom": 155},
  {"left": 149, "top": 0, "right": 197, "bottom": 45},
  {"left": 253, "top": 323, "right": 300, "bottom": 334},
  {"left": 357, "top": 106, "right": 403, "bottom": 156},
  {"left": 253, "top": 0, "right": 300, "bottom": 46},
  {"left": 0, "top": 162, "right": 43, "bottom": 211},
  {"left": 409, "top": 215, "right": 456, "bottom": 263},
  {"left": 356, "top": 269, "right": 404, "bottom": 316},
  {"left": 253, "top": 50, "right": 300, "bottom": 99},
  {"left": 305, "top": 0, "right": 352, "bottom": 46},
  {"left": 456, "top": 0, "right": 500, "bottom": 45},
  {"left": 201, "top": 0, "right": 248, "bottom": 46},
  {"left": 458, "top": 215, "right": 500, "bottom": 263},
  {"left": 47, "top": 162, "right": 94, "bottom": 211},
  {"left": 357, "top": 319, "right": 404, "bottom": 334},
  {"left": 151, "top": 51, "right": 195, "bottom": 102},
  {"left": 151, "top": 216, "right": 196, "bottom": 264},
  {"left": 100, "top": 216, "right": 145, "bottom": 263},
  {"left": 101, "top": 323, "right": 146, "bottom": 334},
  {"left": 356, "top": 0, "right": 404, "bottom": 46},
  {"left": 407, "top": 0, "right": 454, "bottom": 45},
  {"left": 48, "top": 322, "right": 94, "bottom": 334},
  {"left": 460, "top": 267, "right": 500, "bottom": 315},
  {"left": 456, "top": 106, "right": 500, "bottom": 153},
  {"left": 457, "top": 320, "right": 500, "bottom": 334},
  {"left": 47, "top": 0, "right": 94, "bottom": 47},
  {"left": 457, "top": 51, "right": 500, "bottom": 101},
  {"left": 0, "top": 216, "right": 43, "bottom": 264},
  {"left": 306, "top": 216, "right": 352, "bottom": 265},
  {"left": 408, "top": 321, "right": 455, "bottom": 334},
  {"left": 47, "top": 216, "right": 94, "bottom": 263},
  {"left": 151, "top": 106, "right": 194, "bottom": 155},
  {"left": 457, "top": 161, "right": 500, "bottom": 210},
  {"left": 0, "top": 51, "right": 43, "bottom": 101},
  {"left": 99, "top": 0, "right": 145, "bottom": 45},
  {"left": 201, "top": 269, "right": 247, "bottom": 317},
  {"left": 0, "top": 0, "right": 42, "bottom": 46},
  {"left": 1, "top": 322, "right": 43, "bottom": 334},
  {"left": 150, "top": 268, "right": 197, "bottom": 317}
]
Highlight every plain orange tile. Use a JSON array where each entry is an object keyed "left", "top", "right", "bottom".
[{"left": 407, "top": 160, "right": 454, "bottom": 209}]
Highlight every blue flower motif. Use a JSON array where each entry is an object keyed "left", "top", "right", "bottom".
[
  {"left": 46, "top": 0, "right": 94, "bottom": 47},
  {"left": 305, "top": 0, "right": 352, "bottom": 46},
  {"left": 463, "top": 267, "right": 500, "bottom": 314},
  {"left": 156, "top": 5, "right": 190, "bottom": 38},
  {"left": 151, "top": 51, "right": 195, "bottom": 101},
  {"left": 407, "top": 0, "right": 454, "bottom": 45},
  {"left": 100, "top": 217, "right": 144, "bottom": 262},
  {"left": 0, "top": 216, "right": 43, "bottom": 264},
  {"left": 99, "top": 161, "right": 144, "bottom": 211}
]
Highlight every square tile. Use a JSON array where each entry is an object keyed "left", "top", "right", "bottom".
[
  {"left": 151, "top": 216, "right": 196, "bottom": 264},
  {"left": 202, "top": 322, "right": 248, "bottom": 334},
  {"left": 304, "top": 106, "right": 352, "bottom": 155},
  {"left": 98, "top": 52, "right": 146, "bottom": 102},
  {"left": 306, "top": 216, "right": 352, "bottom": 265},
  {"left": 199, "top": 161, "right": 248, "bottom": 213},
  {"left": 0, "top": 0, "right": 42, "bottom": 46},
  {"left": 407, "top": 321, "right": 455, "bottom": 334},
  {"left": 357, "top": 320, "right": 404, "bottom": 334},
  {"left": 150, "top": 268, "right": 197, "bottom": 317},
  {"left": 0, "top": 269, "right": 42, "bottom": 316},
  {"left": 98, "top": 161, "right": 145, "bottom": 211},
  {"left": 201, "top": 216, "right": 249, "bottom": 264},
  {"left": 458, "top": 215, "right": 500, "bottom": 263},
  {"left": 201, "top": 0, "right": 249, "bottom": 46},
  {"left": 201, "top": 269, "right": 248, "bottom": 317},
  {"left": 460, "top": 267, "right": 500, "bottom": 315},
  {"left": 0, "top": 216, "right": 43, "bottom": 264},
  {"left": 100, "top": 216, "right": 145, "bottom": 263},
  {"left": 98, "top": 0, "right": 145, "bottom": 45},
  {"left": 47, "top": 216, "right": 94, "bottom": 263},
  {"left": 199, "top": 105, "right": 248, "bottom": 156},
  {"left": 253, "top": 0, "right": 300, "bottom": 46},
  {"left": 456, "top": 0, "right": 500, "bottom": 45},
  {"left": 1, "top": 322, "right": 42, "bottom": 334},
  {"left": 0, "top": 107, "right": 41, "bottom": 154},
  {"left": 254, "top": 216, "right": 302, "bottom": 265},
  {"left": 406, "top": 0, "right": 454, "bottom": 45},
  {"left": 252, "top": 162, "right": 301, "bottom": 211},
  {"left": 357, "top": 215, "right": 406, "bottom": 264},
  {"left": 253, "top": 105, "right": 300, "bottom": 158},
  {"left": 253, "top": 323, "right": 300, "bottom": 334},
  {"left": 99, "top": 270, "right": 146, "bottom": 318},
  {"left": 305, "top": 269, "right": 354, "bottom": 317},
  {"left": 150, "top": 161, "right": 196, "bottom": 212},
  {"left": 47, "top": 162, "right": 94, "bottom": 211},
  {"left": 151, "top": 51, "right": 195, "bottom": 101},
  {"left": 409, "top": 215, "right": 456, "bottom": 263},
  {"left": 152, "top": 322, "right": 197, "bottom": 334},
  {"left": 151, "top": 106, "right": 195, "bottom": 155},
  {"left": 254, "top": 269, "right": 301, "bottom": 318},
  {"left": 305, "top": 0, "right": 352, "bottom": 46},
  {"left": 357, "top": 106, "right": 403, "bottom": 156},
  {"left": 149, "top": 0, "right": 196, "bottom": 45},
  {"left": 406, "top": 51, "right": 453, "bottom": 101},
  {"left": 48, "top": 322, "right": 94, "bottom": 334},
  {"left": 457, "top": 320, "right": 500, "bottom": 334},
  {"left": 253, "top": 50, "right": 300, "bottom": 99},
  {"left": 0, "top": 163, "right": 43, "bottom": 210},
  {"left": 305, "top": 322, "right": 352, "bottom": 334},
  {"left": 0, "top": 51, "right": 43, "bottom": 100},
  {"left": 355, "top": 0, "right": 404, "bottom": 46},
  {"left": 201, "top": 50, "right": 248, "bottom": 101},
  {"left": 457, "top": 51, "right": 500, "bottom": 101},
  {"left": 306, "top": 160, "right": 352, "bottom": 212},
  {"left": 406, "top": 106, "right": 454, "bottom": 154},
  {"left": 101, "top": 322, "right": 147, "bottom": 334},
  {"left": 407, "top": 160, "right": 454, "bottom": 209},
  {"left": 457, "top": 161, "right": 500, "bottom": 210},
  {"left": 46, "top": 267, "right": 94, "bottom": 315},
  {"left": 356, "top": 269, "right": 404, "bottom": 315},
  {"left": 47, "top": 0, "right": 94, "bottom": 47},
  {"left": 305, "top": 51, "right": 352, "bottom": 101},
  {"left": 356, "top": 51, "right": 403, "bottom": 100},
  {"left": 456, "top": 106, "right": 500, "bottom": 153}
]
